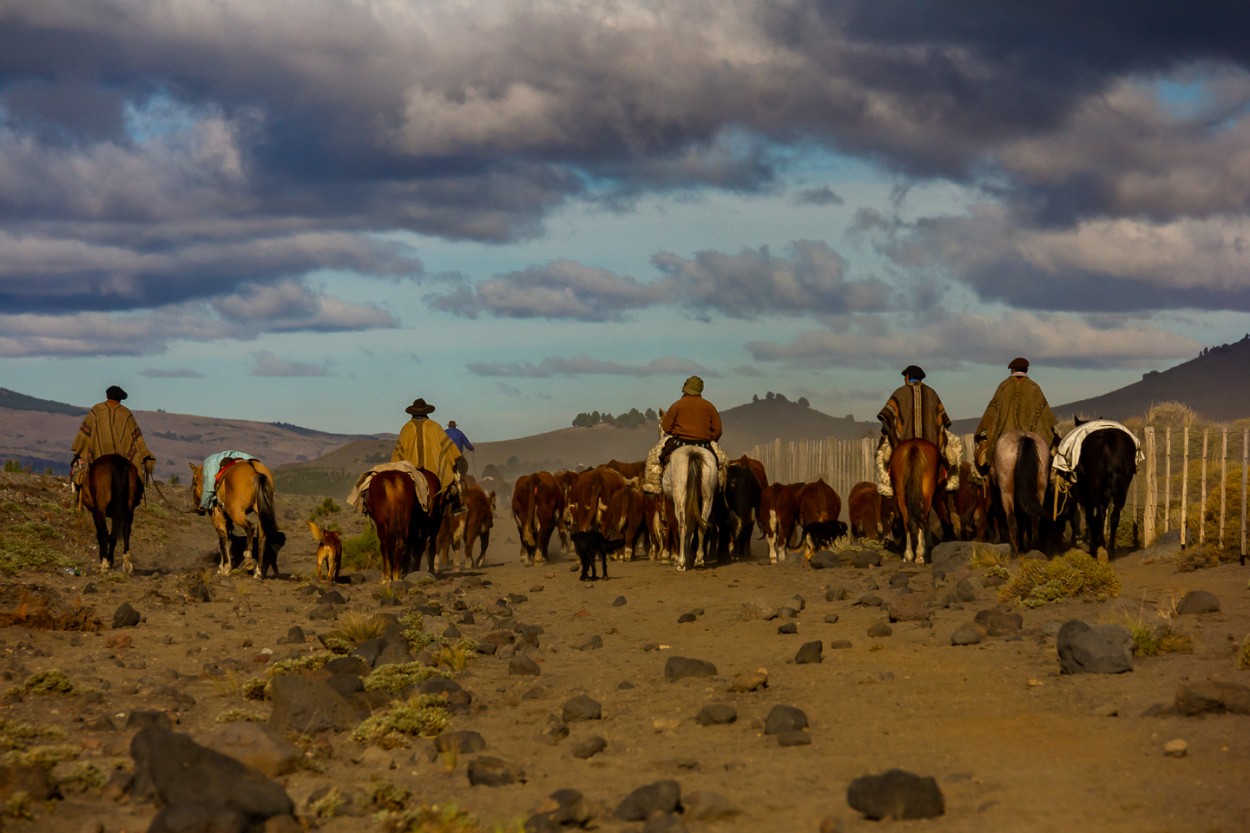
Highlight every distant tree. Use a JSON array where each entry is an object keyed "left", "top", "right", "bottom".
[
  {"left": 752, "top": 394, "right": 759, "bottom": 403},
  {"left": 602, "top": 412, "right": 617, "bottom": 426},
  {"left": 590, "top": 410, "right": 602, "bottom": 425},
  {"left": 644, "top": 407, "right": 657, "bottom": 421},
  {"left": 572, "top": 412, "right": 593, "bottom": 428},
  {"left": 766, "top": 391, "right": 775, "bottom": 400},
  {"left": 618, "top": 408, "right": 645, "bottom": 428},
  {"left": 797, "top": 396, "right": 810, "bottom": 408}
]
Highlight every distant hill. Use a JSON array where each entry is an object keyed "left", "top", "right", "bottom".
[
  {"left": 273, "top": 397, "right": 879, "bottom": 498},
  {"left": 0, "top": 400, "right": 378, "bottom": 478},
  {"left": 4, "top": 339, "right": 1247, "bottom": 489}
]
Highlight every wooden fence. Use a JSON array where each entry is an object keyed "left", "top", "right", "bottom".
[{"left": 744, "top": 424, "right": 1249, "bottom": 560}]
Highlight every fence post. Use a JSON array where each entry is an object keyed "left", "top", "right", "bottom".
[
  {"left": 1199, "top": 430, "right": 1209, "bottom": 546},
  {"left": 1242, "top": 428, "right": 1248, "bottom": 566},
  {"left": 1181, "top": 426, "right": 1189, "bottom": 550},
  {"left": 1219, "top": 428, "right": 1228, "bottom": 551},
  {"left": 1164, "top": 428, "right": 1172, "bottom": 533},
  {"left": 1143, "top": 427, "right": 1156, "bottom": 548}
]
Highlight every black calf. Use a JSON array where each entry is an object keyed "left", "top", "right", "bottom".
[{"left": 571, "top": 530, "right": 624, "bottom": 581}]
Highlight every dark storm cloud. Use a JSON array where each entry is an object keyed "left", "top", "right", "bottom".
[
  {"left": 4, "top": 0, "right": 1250, "bottom": 357},
  {"left": 430, "top": 262, "right": 667, "bottom": 322},
  {"left": 794, "top": 186, "right": 844, "bottom": 206},
  {"left": 140, "top": 368, "right": 203, "bottom": 379}
]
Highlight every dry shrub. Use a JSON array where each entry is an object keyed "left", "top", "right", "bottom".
[
  {"left": 1146, "top": 401, "right": 1200, "bottom": 430},
  {"left": 1236, "top": 636, "right": 1250, "bottom": 671},
  {"left": 0, "top": 589, "right": 102, "bottom": 632},
  {"left": 1194, "top": 464, "right": 1246, "bottom": 562},
  {"left": 352, "top": 695, "right": 450, "bottom": 749},
  {"left": 998, "top": 551, "right": 1122, "bottom": 608},
  {"left": 1174, "top": 544, "right": 1223, "bottom": 572}
]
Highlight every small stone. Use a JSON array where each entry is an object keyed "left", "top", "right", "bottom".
[
  {"left": 664, "top": 657, "right": 717, "bottom": 682},
  {"left": 1163, "top": 739, "right": 1188, "bottom": 758},
  {"left": 572, "top": 736, "right": 607, "bottom": 759},
  {"left": 677, "top": 612, "right": 697, "bottom": 624},
  {"left": 763, "top": 704, "right": 808, "bottom": 735},
  {"left": 823, "top": 613, "right": 840, "bottom": 624},
  {"left": 508, "top": 654, "right": 541, "bottom": 676},
  {"left": 613, "top": 596, "right": 627, "bottom": 606},
  {"left": 950, "top": 624, "right": 985, "bottom": 646},
  {"left": 113, "top": 603, "right": 141, "bottom": 629},
  {"left": 867, "top": 621, "right": 893, "bottom": 638},
  {"left": 728, "top": 668, "right": 768, "bottom": 692},
  {"left": 561, "top": 694, "right": 602, "bottom": 723},
  {"left": 777, "top": 622, "right": 798, "bottom": 635},
  {"left": 695, "top": 704, "right": 737, "bottom": 726},
  {"left": 794, "top": 641, "right": 823, "bottom": 665}
]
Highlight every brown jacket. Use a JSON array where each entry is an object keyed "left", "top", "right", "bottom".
[
  {"left": 975, "top": 375, "right": 1057, "bottom": 447},
  {"left": 878, "top": 382, "right": 950, "bottom": 446},
  {"left": 71, "top": 401, "right": 154, "bottom": 473},
  {"left": 661, "top": 395, "right": 722, "bottom": 442}
]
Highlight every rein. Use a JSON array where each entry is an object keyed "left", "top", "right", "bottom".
[{"left": 148, "top": 478, "right": 201, "bottom": 515}]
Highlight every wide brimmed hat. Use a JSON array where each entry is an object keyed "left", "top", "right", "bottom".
[
  {"left": 405, "top": 398, "right": 435, "bottom": 416},
  {"left": 681, "top": 375, "right": 704, "bottom": 395},
  {"left": 901, "top": 365, "right": 925, "bottom": 381},
  {"left": 1008, "top": 357, "right": 1030, "bottom": 372},
  {"left": 106, "top": 385, "right": 128, "bottom": 401}
]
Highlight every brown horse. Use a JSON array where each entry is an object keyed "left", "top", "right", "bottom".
[
  {"left": 888, "top": 439, "right": 941, "bottom": 564},
  {"left": 989, "top": 430, "right": 1050, "bottom": 554},
  {"left": 82, "top": 454, "right": 143, "bottom": 573},
  {"left": 191, "top": 458, "right": 284, "bottom": 578},
  {"left": 363, "top": 469, "right": 446, "bottom": 581}
]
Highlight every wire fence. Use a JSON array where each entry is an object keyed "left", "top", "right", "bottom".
[{"left": 745, "top": 423, "right": 1249, "bottom": 560}]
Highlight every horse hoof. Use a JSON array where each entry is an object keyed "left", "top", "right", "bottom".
[
  {"left": 99, "top": 558, "right": 110, "bottom": 572},
  {"left": 122, "top": 556, "right": 134, "bottom": 575}
]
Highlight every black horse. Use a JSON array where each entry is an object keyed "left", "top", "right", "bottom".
[{"left": 1071, "top": 418, "right": 1139, "bottom": 560}]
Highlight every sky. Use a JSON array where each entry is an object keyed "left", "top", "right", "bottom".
[{"left": 3, "top": 1, "right": 1250, "bottom": 441}]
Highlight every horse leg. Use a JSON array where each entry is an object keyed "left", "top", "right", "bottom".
[
  {"left": 93, "top": 510, "right": 113, "bottom": 571},
  {"left": 119, "top": 500, "right": 135, "bottom": 575},
  {"left": 213, "top": 512, "right": 232, "bottom": 576}
]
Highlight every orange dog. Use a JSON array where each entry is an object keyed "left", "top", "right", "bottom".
[{"left": 306, "top": 521, "right": 343, "bottom": 584}]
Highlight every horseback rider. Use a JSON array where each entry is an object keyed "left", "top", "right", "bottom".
[
  {"left": 444, "top": 419, "right": 474, "bottom": 478},
  {"left": 391, "top": 397, "right": 464, "bottom": 508},
  {"left": 643, "top": 375, "right": 728, "bottom": 494},
  {"left": 70, "top": 385, "right": 157, "bottom": 493},
  {"left": 875, "top": 365, "right": 961, "bottom": 498},
  {"left": 973, "top": 357, "right": 1058, "bottom": 476}
]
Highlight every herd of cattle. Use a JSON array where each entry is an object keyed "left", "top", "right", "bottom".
[{"left": 491, "top": 455, "right": 1019, "bottom": 580}]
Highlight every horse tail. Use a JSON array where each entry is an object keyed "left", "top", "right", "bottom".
[
  {"left": 685, "top": 452, "right": 706, "bottom": 532},
  {"left": 902, "top": 444, "right": 927, "bottom": 532},
  {"left": 1015, "top": 435, "right": 1043, "bottom": 521},
  {"left": 255, "top": 469, "right": 280, "bottom": 538}
]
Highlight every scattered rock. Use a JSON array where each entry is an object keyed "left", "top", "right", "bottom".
[
  {"left": 677, "top": 612, "right": 697, "bottom": 623},
  {"left": 728, "top": 668, "right": 768, "bottom": 692},
  {"left": 829, "top": 639, "right": 853, "bottom": 650},
  {"left": 950, "top": 624, "right": 985, "bottom": 646},
  {"left": 467, "top": 756, "right": 525, "bottom": 787},
  {"left": 1057, "top": 621, "right": 1133, "bottom": 675},
  {"left": 794, "top": 641, "right": 823, "bottom": 664},
  {"left": 808, "top": 551, "right": 841, "bottom": 569},
  {"left": 887, "top": 594, "right": 929, "bottom": 623},
  {"left": 572, "top": 736, "right": 607, "bottom": 759},
  {"left": 974, "top": 608, "right": 1023, "bottom": 636},
  {"left": 847, "top": 768, "right": 945, "bottom": 820},
  {"left": 664, "top": 657, "right": 717, "bottom": 682},
  {"left": 866, "top": 621, "right": 893, "bottom": 638},
  {"left": 576, "top": 635, "right": 604, "bottom": 651},
  {"left": 562, "top": 693, "right": 602, "bottom": 722},
  {"left": 763, "top": 704, "right": 808, "bottom": 735},
  {"left": 683, "top": 790, "right": 741, "bottom": 823},
  {"left": 613, "top": 596, "right": 627, "bottom": 606},
  {"left": 742, "top": 601, "right": 779, "bottom": 620},
  {"left": 509, "top": 654, "right": 542, "bottom": 676},
  {"left": 1175, "top": 679, "right": 1250, "bottom": 715},
  {"left": 1163, "top": 739, "right": 1188, "bottom": 758},
  {"left": 113, "top": 603, "right": 141, "bottom": 629},
  {"left": 200, "top": 722, "right": 303, "bottom": 778},
  {"left": 1176, "top": 590, "right": 1220, "bottom": 615},
  {"left": 695, "top": 704, "right": 738, "bottom": 726},
  {"left": 777, "top": 622, "right": 798, "bottom": 635},
  {"left": 615, "top": 780, "right": 682, "bottom": 821}
]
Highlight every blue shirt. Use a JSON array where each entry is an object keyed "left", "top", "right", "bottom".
[
  {"left": 444, "top": 426, "right": 474, "bottom": 452},
  {"left": 200, "top": 450, "right": 253, "bottom": 510}
]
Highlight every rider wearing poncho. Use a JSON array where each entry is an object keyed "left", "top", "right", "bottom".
[
  {"left": 70, "top": 384, "right": 157, "bottom": 489},
  {"left": 974, "top": 357, "right": 1058, "bottom": 476},
  {"left": 391, "top": 397, "right": 462, "bottom": 500},
  {"left": 874, "top": 366, "right": 961, "bottom": 498}
]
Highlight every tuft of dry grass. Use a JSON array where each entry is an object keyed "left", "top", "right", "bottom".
[
  {"left": 364, "top": 662, "right": 450, "bottom": 693},
  {"left": 998, "top": 550, "right": 1122, "bottom": 608},
  {"left": 375, "top": 803, "right": 526, "bottom": 833},
  {"left": 1236, "top": 636, "right": 1250, "bottom": 671},
  {"left": 352, "top": 695, "right": 450, "bottom": 749}
]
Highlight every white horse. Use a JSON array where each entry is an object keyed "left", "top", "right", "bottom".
[{"left": 661, "top": 444, "right": 719, "bottom": 571}]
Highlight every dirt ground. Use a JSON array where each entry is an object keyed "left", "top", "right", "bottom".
[{"left": 0, "top": 471, "right": 1248, "bottom": 833}]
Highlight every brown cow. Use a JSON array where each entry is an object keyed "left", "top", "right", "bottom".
[
  {"left": 566, "top": 466, "right": 627, "bottom": 534},
  {"left": 551, "top": 469, "right": 580, "bottom": 554},
  {"left": 759, "top": 482, "right": 803, "bottom": 564},
  {"left": 436, "top": 484, "right": 495, "bottom": 571},
  {"left": 644, "top": 492, "right": 675, "bottom": 564},
  {"left": 511, "top": 471, "right": 565, "bottom": 566},
  {"left": 848, "top": 480, "right": 898, "bottom": 545},
  {"left": 950, "top": 462, "right": 990, "bottom": 542},
  {"left": 603, "top": 484, "right": 648, "bottom": 561},
  {"left": 797, "top": 479, "right": 847, "bottom": 559},
  {"left": 734, "top": 454, "right": 769, "bottom": 493},
  {"left": 603, "top": 458, "right": 645, "bottom": 484}
]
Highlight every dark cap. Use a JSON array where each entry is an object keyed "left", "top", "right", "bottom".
[
  {"left": 901, "top": 365, "right": 925, "bottom": 381},
  {"left": 105, "top": 385, "right": 128, "bottom": 401},
  {"left": 405, "top": 398, "right": 435, "bottom": 416},
  {"left": 1008, "top": 357, "right": 1030, "bottom": 372}
]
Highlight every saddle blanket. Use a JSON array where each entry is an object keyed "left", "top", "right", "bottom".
[
  {"left": 346, "top": 461, "right": 432, "bottom": 513},
  {"left": 1053, "top": 420, "right": 1143, "bottom": 477}
]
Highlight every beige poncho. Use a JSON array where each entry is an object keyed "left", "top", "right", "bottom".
[{"left": 71, "top": 402, "right": 154, "bottom": 473}]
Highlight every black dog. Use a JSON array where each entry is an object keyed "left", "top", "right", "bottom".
[{"left": 570, "top": 530, "right": 624, "bottom": 581}]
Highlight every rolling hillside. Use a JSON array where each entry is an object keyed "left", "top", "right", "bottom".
[{"left": 3, "top": 338, "right": 1247, "bottom": 494}]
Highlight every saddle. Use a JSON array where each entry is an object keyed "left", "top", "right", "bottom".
[
  {"left": 214, "top": 456, "right": 249, "bottom": 488},
  {"left": 660, "top": 436, "right": 711, "bottom": 466}
]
